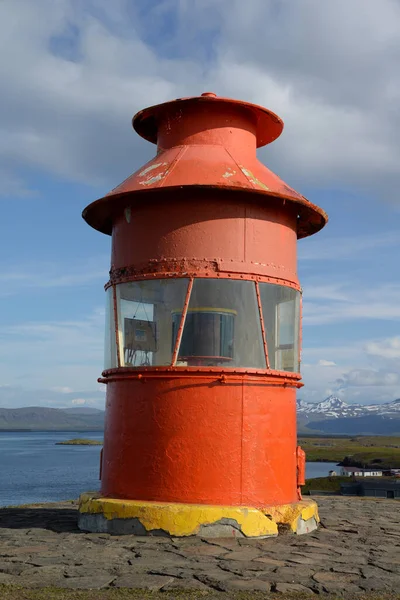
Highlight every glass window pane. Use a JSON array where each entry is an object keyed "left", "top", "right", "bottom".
[
  {"left": 259, "top": 284, "right": 300, "bottom": 373},
  {"left": 177, "top": 279, "right": 266, "bottom": 369},
  {"left": 116, "top": 279, "right": 189, "bottom": 367},
  {"left": 104, "top": 287, "right": 118, "bottom": 370}
]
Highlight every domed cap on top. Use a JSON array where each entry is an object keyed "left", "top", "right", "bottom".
[
  {"left": 133, "top": 92, "right": 284, "bottom": 148},
  {"left": 83, "top": 93, "right": 327, "bottom": 238}
]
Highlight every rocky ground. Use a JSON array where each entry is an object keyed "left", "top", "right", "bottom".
[{"left": 0, "top": 496, "right": 399, "bottom": 597}]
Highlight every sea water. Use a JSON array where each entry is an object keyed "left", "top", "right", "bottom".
[{"left": 0, "top": 431, "right": 338, "bottom": 507}]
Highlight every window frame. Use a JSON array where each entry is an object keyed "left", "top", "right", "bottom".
[
  {"left": 171, "top": 278, "right": 194, "bottom": 366},
  {"left": 106, "top": 277, "right": 301, "bottom": 375},
  {"left": 275, "top": 295, "right": 298, "bottom": 372}
]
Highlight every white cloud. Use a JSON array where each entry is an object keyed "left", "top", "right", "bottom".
[
  {"left": 0, "top": 257, "right": 109, "bottom": 297},
  {"left": 0, "top": 384, "right": 105, "bottom": 409},
  {"left": 317, "top": 359, "right": 336, "bottom": 367},
  {"left": 301, "top": 341, "right": 400, "bottom": 404},
  {"left": 51, "top": 386, "right": 74, "bottom": 394},
  {"left": 299, "top": 232, "right": 400, "bottom": 261},
  {"left": 0, "top": 308, "right": 104, "bottom": 391},
  {"left": 303, "top": 283, "right": 400, "bottom": 325},
  {"left": 366, "top": 336, "right": 400, "bottom": 359},
  {"left": 1, "top": 0, "right": 400, "bottom": 410},
  {"left": 71, "top": 398, "right": 89, "bottom": 405},
  {"left": 337, "top": 369, "right": 400, "bottom": 388},
  {"left": 0, "top": 0, "right": 399, "bottom": 200},
  {"left": 303, "top": 284, "right": 349, "bottom": 302}
]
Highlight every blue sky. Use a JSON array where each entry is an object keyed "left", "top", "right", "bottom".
[{"left": 1, "top": 0, "right": 400, "bottom": 409}]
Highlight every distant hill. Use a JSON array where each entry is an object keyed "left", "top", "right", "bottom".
[
  {"left": 3, "top": 396, "right": 400, "bottom": 434},
  {"left": 63, "top": 407, "right": 104, "bottom": 415},
  {"left": 297, "top": 396, "right": 400, "bottom": 435},
  {"left": 0, "top": 407, "right": 105, "bottom": 431},
  {"left": 306, "top": 415, "right": 400, "bottom": 435}
]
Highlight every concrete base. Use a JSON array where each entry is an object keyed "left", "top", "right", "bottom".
[{"left": 78, "top": 493, "right": 319, "bottom": 538}]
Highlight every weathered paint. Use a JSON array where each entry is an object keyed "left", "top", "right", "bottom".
[
  {"left": 79, "top": 494, "right": 278, "bottom": 537},
  {"left": 222, "top": 168, "right": 236, "bottom": 178},
  {"left": 79, "top": 494, "right": 319, "bottom": 537},
  {"left": 139, "top": 173, "right": 165, "bottom": 186},
  {"left": 263, "top": 500, "right": 320, "bottom": 532},
  {"left": 82, "top": 96, "right": 327, "bottom": 239},
  {"left": 109, "top": 191, "right": 300, "bottom": 283},
  {"left": 240, "top": 166, "right": 272, "bottom": 191},
  {"left": 139, "top": 162, "right": 167, "bottom": 177}
]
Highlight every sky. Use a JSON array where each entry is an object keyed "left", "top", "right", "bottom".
[{"left": 1, "top": 0, "right": 400, "bottom": 409}]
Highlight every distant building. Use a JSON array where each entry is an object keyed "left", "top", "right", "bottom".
[
  {"left": 341, "top": 479, "right": 400, "bottom": 500},
  {"left": 340, "top": 467, "right": 383, "bottom": 477},
  {"left": 329, "top": 470, "right": 337, "bottom": 477},
  {"left": 382, "top": 469, "right": 400, "bottom": 477}
]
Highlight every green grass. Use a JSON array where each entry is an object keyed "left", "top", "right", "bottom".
[
  {"left": 54, "top": 436, "right": 400, "bottom": 466},
  {"left": 55, "top": 439, "right": 103, "bottom": 446},
  {"left": 299, "top": 436, "right": 400, "bottom": 468},
  {"left": 301, "top": 476, "right": 349, "bottom": 494}
]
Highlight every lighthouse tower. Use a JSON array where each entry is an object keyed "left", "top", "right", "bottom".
[{"left": 78, "top": 92, "right": 327, "bottom": 537}]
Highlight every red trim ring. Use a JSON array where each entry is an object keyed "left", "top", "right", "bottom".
[
  {"left": 104, "top": 271, "right": 301, "bottom": 291},
  {"left": 99, "top": 366, "right": 303, "bottom": 388}
]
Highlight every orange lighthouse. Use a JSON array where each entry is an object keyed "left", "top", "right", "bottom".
[{"left": 78, "top": 92, "right": 327, "bottom": 537}]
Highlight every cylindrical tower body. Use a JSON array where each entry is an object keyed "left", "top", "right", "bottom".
[{"left": 79, "top": 93, "right": 327, "bottom": 537}]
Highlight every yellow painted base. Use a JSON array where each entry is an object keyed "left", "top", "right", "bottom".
[
  {"left": 78, "top": 493, "right": 319, "bottom": 538},
  {"left": 263, "top": 500, "right": 320, "bottom": 533}
]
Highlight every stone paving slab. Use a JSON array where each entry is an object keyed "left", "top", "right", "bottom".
[{"left": 0, "top": 497, "right": 399, "bottom": 596}]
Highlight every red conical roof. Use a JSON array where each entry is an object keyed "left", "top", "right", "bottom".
[{"left": 83, "top": 93, "right": 327, "bottom": 239}]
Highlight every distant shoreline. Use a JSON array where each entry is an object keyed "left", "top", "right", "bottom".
[
  {"left": 56, "top": 438, "right": 103, "bottom": 446},
  {"left": 0, "top": 429, "right": 104, "bottom": 432}
]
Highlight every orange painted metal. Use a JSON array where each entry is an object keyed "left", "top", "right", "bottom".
[
  {"left": 106, "top": 271, "right": 302, "bottom": 291},
  {"left": 102, "top": 376, "right": 297, "bottom": 506},
  {"left": 107, "top": 190, "right": 300, "bottom": 287},
  {"left": 296, "top": 446, "right": 306, "bottom": 487},
  {"left": 296, "top": 446, "right": 306, "bottom": 500},
  {"left": 83, "top": 93, "right": 327, "bottom": 508}
]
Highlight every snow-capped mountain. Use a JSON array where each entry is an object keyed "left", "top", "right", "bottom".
[{"left": 297, "top": 395, "right": 400, "bottom": 420}]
